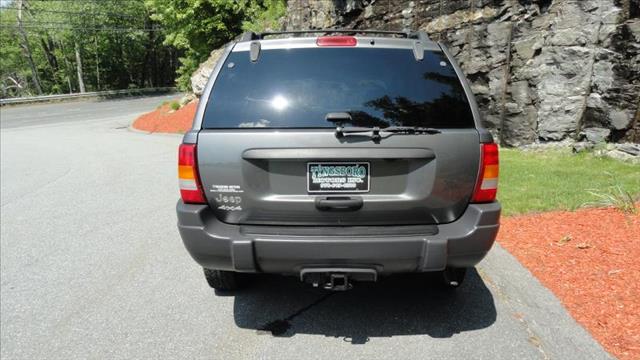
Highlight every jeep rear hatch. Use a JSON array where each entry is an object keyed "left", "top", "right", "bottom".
[{"left": 196, "top": 44, "right": 483, "bottom": 226}]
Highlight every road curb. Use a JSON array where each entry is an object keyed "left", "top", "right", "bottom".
[
  {"left": 478, "top": 244, "right": 613, "bottom": 359},
  {"left": 127, "top": 123, "right": 184, "bottom": 138}
]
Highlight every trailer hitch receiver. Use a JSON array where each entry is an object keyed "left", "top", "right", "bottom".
[
  {"left": 325, "top": 273, "right": 351, "bottom": 291},
  {"left": 300, "top": 268, "right": 377, "bottom": 291}
]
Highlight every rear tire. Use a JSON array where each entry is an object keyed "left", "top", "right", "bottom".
[
  {"left": 203, "top": 268, "right": 242, "bottom": 291},
  {"left": 440, "top": 267, "right": 467, "bottom": 289}
]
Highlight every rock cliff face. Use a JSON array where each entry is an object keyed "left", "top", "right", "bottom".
[{"left": 192, "top": 0, "right": 640, "bottom": 146}]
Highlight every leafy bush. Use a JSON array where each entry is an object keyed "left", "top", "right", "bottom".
[
  {"left": 169, "top": 101, "right": 181, "bottom": 111},
  {"left": 242, "top": 0, "right": 286, "bottom": 33}
]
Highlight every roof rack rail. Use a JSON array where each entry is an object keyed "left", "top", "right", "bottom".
[
  {"left": 238, "top": 29, "right": 430, "bottom": 42},
  {"left": 407, "top": 31, "right": 430, "bottom": 42}
]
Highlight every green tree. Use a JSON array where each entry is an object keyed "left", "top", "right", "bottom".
[
  {"left": 146, "top": 0, "right": 285, "bottom": 90},
  {"left": 0, "top": 0, "right": 286, "bottom": 97},
  {"left": 242, "top": 0, "right": 287, "bottom": 33},
  {"left": 0, "top": 9, "right": 32, "bottom": 97},
  {"left": 0, "top": 0, "right": 178, "bottom": 97}
]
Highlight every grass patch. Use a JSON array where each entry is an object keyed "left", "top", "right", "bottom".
[{"left": 499, "top": 149, "right": 640, "bottom": 216}]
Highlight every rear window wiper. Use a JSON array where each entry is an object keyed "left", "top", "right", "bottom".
[
  {"left": 336, "top": 125, "right": 441, "bottom": 140},
  {"left": 325, "top": 112, "right": 441, "bottom": 140},
  {"left": 382, "top": 126, "right": 442, "bottom": 134}
]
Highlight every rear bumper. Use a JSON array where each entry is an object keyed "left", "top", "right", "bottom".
[{"left": 176, "top": 201, "right": 500, "bottom": 275}]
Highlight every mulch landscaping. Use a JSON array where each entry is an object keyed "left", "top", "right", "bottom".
[
  {"left": 132, "top": 100, "right": 198, "bottom": 133},
  {"left": 133, "top": 101, "right": 639, "bottom": 358},
  {"left": 498, "top": 205, "right": 640, "bottom": 360}
]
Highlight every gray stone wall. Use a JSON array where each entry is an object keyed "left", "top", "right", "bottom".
[{"left": 281, "top": 0, "right": 640, "bottom": 146}]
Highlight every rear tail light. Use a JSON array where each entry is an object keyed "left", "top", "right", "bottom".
[
  {"left": 178, "top": 143, "right": 206, "bottom": 204},
  {"left": 316, "top": 36, "right": 357, "bottom": 47},
  {"left": 471, "top": 143, "right": 499, "bottom": 203}
]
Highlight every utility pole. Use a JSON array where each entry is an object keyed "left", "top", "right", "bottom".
[{"left": 16, "top": 0, "right": 43, "bottom": 95}]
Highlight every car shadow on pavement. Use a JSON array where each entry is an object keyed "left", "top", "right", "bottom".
[{"left": 230, "top": 268, "right": 496, "bottom": 344}]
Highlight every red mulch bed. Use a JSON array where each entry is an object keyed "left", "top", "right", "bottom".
[
  {"left": 132, "top": 100, "right": 198, "bottom": 133},
  {"left": 498, "top": 206, "right": 640, "bottom": 359}
]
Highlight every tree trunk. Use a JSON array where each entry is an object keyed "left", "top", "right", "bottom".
[
  {"left": 16, "top": 0, "right": 43, "bottom": 95},
  {"left": 74, "top": 41, "right": 86, "bottom": 93},
  {"left": 40, "top": 34, "right": 58, "bottom": 71},
  {"left": 94, "top": 36, "right": 100, "bottom": 90},
  {"left": 143, "top": 17, "right": 153, "bottom": 87},
  {"left": 58, "top": 39, "right": 74, "bottom": 93}
]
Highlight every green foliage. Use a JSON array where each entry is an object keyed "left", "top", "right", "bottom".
[
  {"left": 0, "top": 9, "right": 31, "bottom": 97},
  {"left": 145, "top": 0, "right": 245, "bottom": 90},
  {"left": 146, "top": 0, "right": 286, "bottom": 90},
  {"left": 499, "top": 149, "right": 640, "bottom": 216},
  {"left": 583, "top": 173, "right": 638, "bottom": 214},
  {"left": 1, "top": 0, "right": 288, "bottom": 95},
  {"left": 169, "top": 100, "right": 180, "bottom": 111},
  {"left": 242, "top": 0, "right": 286, "bottom": 33},
  {"left": 0, "top": 0, "right": 178, "bottom": 98},
  {"left": 174, "top": 53, "right": 201, "bottom": 90}
]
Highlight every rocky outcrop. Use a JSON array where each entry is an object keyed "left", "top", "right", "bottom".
[
  {"left": 278, "top": 0, "right": 640, "bottom": 146},
  {"left": 191, "top": 46, "right": 229, "bottom": 96},
  {"left": 594, "top": 142, "right": 640, "bottom": 163}
]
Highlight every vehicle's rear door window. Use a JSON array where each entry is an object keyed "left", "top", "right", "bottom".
[{"left": 202, "top": 47, "right": 474, "bottom": 129}]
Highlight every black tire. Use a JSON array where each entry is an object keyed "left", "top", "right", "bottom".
[
  {"left": 203, "top": 268, "right": 242, "bottom": 291},
  {"left": 440, "top": 267, "right": 467, "bottom": 289}
]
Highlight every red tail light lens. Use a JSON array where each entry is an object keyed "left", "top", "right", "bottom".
[
  {"left": 471, "top": 143, "right": 499, "bottom": 203},
  {"left": 178, "top": 144, "right": 206, "bottom": 204},
  {"left": 316, "top": 36, "right": 357, "bottom": 47}
]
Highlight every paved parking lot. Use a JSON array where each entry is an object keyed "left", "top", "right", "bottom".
[{"left": 0, "top": 96, "right": 611, "bottom": 359}]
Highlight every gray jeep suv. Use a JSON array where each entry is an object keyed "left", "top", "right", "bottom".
[{"left": 177, "top": 30, "right": 500, "bottom": 291}]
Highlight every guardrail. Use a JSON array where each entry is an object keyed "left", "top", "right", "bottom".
[{"left": 0, "top": 87, "right": 178, "bottom": 106}]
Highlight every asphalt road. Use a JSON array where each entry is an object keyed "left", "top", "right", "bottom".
[
  {"left": 0, "top": 94, "right": 179, "bottom": 129},
  {"left": 1, "top": 96, "right": 611, "bottom": 359}
]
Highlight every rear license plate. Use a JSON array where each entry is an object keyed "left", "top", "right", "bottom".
[{"left": 307, "top": 162, "right": 370, "bottom": 193}]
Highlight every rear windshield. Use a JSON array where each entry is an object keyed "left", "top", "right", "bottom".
[{"left": 202, "top": 47, "right": 474, "bottom": 129}]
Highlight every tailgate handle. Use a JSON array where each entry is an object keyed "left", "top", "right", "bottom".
[{"left": 315, "top": 196, "right": 363, "bottom": 211}]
